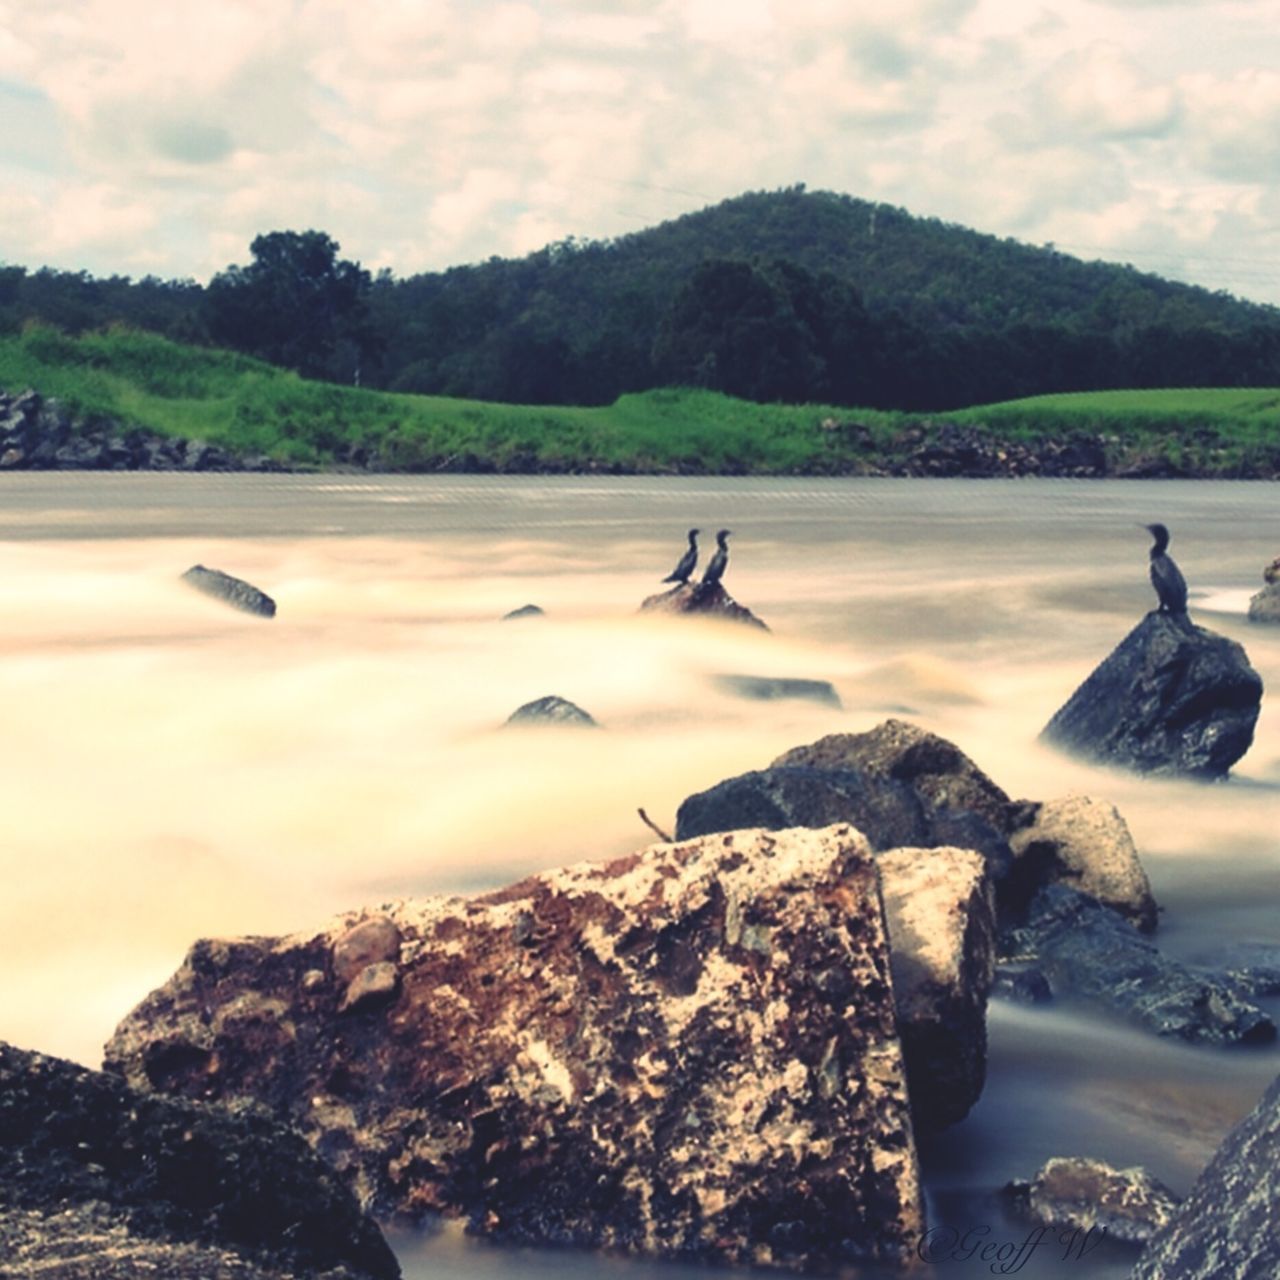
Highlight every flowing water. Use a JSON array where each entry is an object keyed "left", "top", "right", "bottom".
[{"left": 2, "top": 473, "right": 1279, "bottom": 1280}]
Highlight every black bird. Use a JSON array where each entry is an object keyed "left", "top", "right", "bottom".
[
  {"left": 1143, "top": 522, "right": 1188, "bottom": 615},
  {"left": 700, "top": 529, "right": 732, "bottom": 590},
  {"left": 662, "top": 528, "right": 700, "bottom": 584}
]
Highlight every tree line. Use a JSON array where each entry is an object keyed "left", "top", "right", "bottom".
[{"left": 4, "top": 189, "right": 1280, "bottom": 411}]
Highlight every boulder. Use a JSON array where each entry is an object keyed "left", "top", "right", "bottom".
[
  {"left": 711, "top": 674, "right": 841, "bottom": 707},
  {"left": 878, "top": 848, "right": 995, "bottom": 1133},
  {"left": 1040, "top": 612, "right": 1262, "bottom": 778},
  {"left": 104, "top": 826, "right": 924, "bottom": 1272},
  {"left": 1008, "top": 796, "right": 1157, "bottom": 933},
  {"left": 639, "top": 581, "right": 769, "bottom": 630},
  {"left": 0, "top": 1040, "right": 398, "bottom": 1280},
  {"left": 1247, "top": 582, "right": 1280, "bottom": 623},
  {"left": 182, "top": 565, "right": 277, "bottom": 619},
  {"left": 1005, "top": 1156, "right": 1180, "bottom": 1245},
  {"left": 1005, "top": 886, "right": 1275, "bottom": 1045},
  {"left": 503, "top": 695, "right": 598, "bottom": 727},
  {"left": 1133, "top": 1071, "right": 1280, "bottom": 1278}
]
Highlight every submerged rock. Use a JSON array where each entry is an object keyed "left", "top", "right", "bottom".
[
  {"left": 711, "top": 673, "right": 841, "bottom": 706},
  {"left": 639, "top": 581, "right": 769, "bottom": 630},
  {"left": 1040, "top": 611, "right": 1261, "bottom": 778},
  {"left": 501, "top": 604, "right": 544, "bottom": 620},
  {"left": 503, "top": 695, "right": 598, "bottom": 727},
  {"left": 878, "top": 847, "right": 995, "bottom": 1133},
  {"left": 104, "top": 826, "right": 924, "bottom": 1272},
  {"left": 1133, "top": 1072, "right": 1280, "bottom": 1278},
  {"left": 182, "top": 565, "right": 277, "bottom": 619},
  {"left": 1006, "top": 886, "right": 1275, "bottom": 1045},
  {"left": 0, "top": 1040, "right": 398, "bottom": 1280},
  {"left": 1247, "top": 582, "right": 1280, "bottom": 623},
  {"left": 1005, "top": 1156, "right": 1180, "bottom": 1246},
  {"left": 1008, "top": 796, "right": 1157, "bottom": 933}
]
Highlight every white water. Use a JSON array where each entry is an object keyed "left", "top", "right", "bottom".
[{"left": 2, "top": 474, "right": 1278, "bottom": 1279}]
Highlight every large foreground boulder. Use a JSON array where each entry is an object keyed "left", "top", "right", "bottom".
[
  {"left": 878, "top": 848, "right": 995, "bottom": 1133},
  {"left": 1040, "top": 611, "right": 1261, "bottom": 778},
  {"left": 0, "top": 1041, "right": 398, "bottom": 1280},
  {"left": 1006, "top": 887, "right": 1274, "bottom": 1045},
  {"left": 1133, "top": 1071, "right": 1280, "bottom": 1278},
  {"left": 639, "top": 581, "right": 769, "bottom": 630},
  {"left": 105, "top": 827, "right": 924, "bottom": 1272}
]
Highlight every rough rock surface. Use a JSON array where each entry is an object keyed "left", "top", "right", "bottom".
[
  {"left": 638, "top": 581, "right": 769, "bottom": 630},
  {"left": 712, "top": 673, "right": 841, "bottom": 707},
  {"left": 878, "top": 848, "right": 995, "bottom": 1133},
  {"left": 1006, "top": 886, "right": 1275, "bottom": 1045},
  {"left": 1005, "top": 1157, "right": 1180, "bottom": 1245},
  {"left": 0, "top": 1041, "right": 398, "bottom": 1280},
  {"left": 104, "top": 827, "right": 924, "bottom": 1272},
  {"left": 1040, "top": 611, "right": 1262, "bottom": 778},
  {"left": 182, "top": 565, "right": 278, "bottom": 618},
  {"left": 1133, "top": 1071, "right": 1280, "bottom": 1279},
  {"left": 1189, "top": 941, "right": 1280, "bottom": 997},
  {"left": 503, "top": 694, "right": 598, "bottom": 727},
  {"left": 1248, "top": 582, "right": 1280, "bottom": 623},
  {"left": 1008, "top": 796, "right": 1157, "bottom": 933}
]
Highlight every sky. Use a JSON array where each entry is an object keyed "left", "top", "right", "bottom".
[{"left": 2, "top": 0, "right": 1280, "bottom": 305}]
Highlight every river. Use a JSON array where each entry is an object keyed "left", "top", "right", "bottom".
[{"left": 2, "top": 473, "right": 1278, "bottom": 1280}]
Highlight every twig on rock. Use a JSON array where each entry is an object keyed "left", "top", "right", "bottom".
[{"left": 638, "top": 807, "right": 673, "bottom": 843}]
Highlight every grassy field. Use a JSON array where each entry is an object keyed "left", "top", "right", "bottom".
[{"left": 3, "top": 326, "right": 1279, "bottom": 474}]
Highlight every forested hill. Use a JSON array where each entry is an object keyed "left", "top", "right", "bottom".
[{"left": 4, "top": 186, "right": 1280, "bottom": 412}]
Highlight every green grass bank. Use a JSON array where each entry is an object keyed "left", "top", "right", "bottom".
[{"left": 2, "top": 327, "right": 1279, "bottom": 476}]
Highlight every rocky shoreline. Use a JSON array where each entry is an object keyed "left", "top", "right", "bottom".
[{"left": 4, "top": 386, "right": 1276, "bottom": 477}]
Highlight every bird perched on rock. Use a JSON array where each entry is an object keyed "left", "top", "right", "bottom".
[
  {"left": 699, "top": 529, "right": 732, "bottom": 591},
  {"left": 662, "top": 528, "right": 700, "bottom": 584},
  {"left": 1143, "top": 523, "right": 1188, "bottom": 615}
]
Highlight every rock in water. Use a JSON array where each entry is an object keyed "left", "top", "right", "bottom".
[
  {"left": 1133, "top": 1073, "right": 1280, "bottom": 1279},
  {"left": 501, "top": 604, "right": 544, "bottom": 620},
  {"left": 104, "top": 827, "right": 924, "bottom": 1271},
  {"left": 712, "top": 674, "right": 842, "bottom": 707},
  {"left": 0, "top": 1040, "right": 398, "bottom": 1280},
  {"left": 503, "top": 694, "right": 598, "bottom": 726},
  {"left": 639, "top": 581, "right": 769, "bottom": 630},
  {"left": 1248, "top": 582, "right": 1280, "bottom": 623},
  {"left": 182, "top": 565, "right": 277, "bottom": 618},
  {"left": 1040, "top": 611, "right": 1261, "bottom": 778}
]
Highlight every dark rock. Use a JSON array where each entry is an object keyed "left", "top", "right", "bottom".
[
  {"left": 712, "top": 674, "right": 842, "bottom": 707},
  {"left": 878, "top": 847, "right": 995, "bottom": 1132},
  {"left": 639, "top": 581, "right": 769, "bottom": 630},
  {"left": 992, "top": 963, "right": 1053, "bottom": 1004},
  {"left": 104, "top": 826, "right": 925, "bottom": 1270},
  {"left": 1133, "top": 1071, "right": 1280, "bottom": 1278},
  {"left": 1005, "top": 1156, "right": 1179, "bottom": 1245},
  {"left": 1248, "top": 582, "right": 1280, "bottom": 624},
  {"left": 1005, "top": 886, "right": 1275, "bottom": 1045},
  {"left": 182, "top": 565, "right": 278, "bottom": 618},
  {"left": 0, "top": 1040, "right": 398, "bottom": 1280},
  {"left": 501, "top": 604, "right": 545, "bottom": 620},
  {"left": 1040, "top": 611, "right": 1262, "bottom": 778},
  {"left": 1265, "top": 556, "right": 1280, "bottom": 586},
  {"left": 1188, "top": 941, "right": 1280, "bottom": 997},
  {"left": 503, "top": 695, "right": 598, "bottom": 727}
]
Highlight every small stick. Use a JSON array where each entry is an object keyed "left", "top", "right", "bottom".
[{"left": 637, "top": 807, "right": 673, "bottom": 843}]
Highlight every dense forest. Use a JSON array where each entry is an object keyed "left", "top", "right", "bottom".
[{"left": 4, "top": 187, "right": 1280, "bottom": 412}]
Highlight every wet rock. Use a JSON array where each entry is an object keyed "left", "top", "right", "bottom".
[
  {"left": 1265, "top": 557, "right": 1280, "bottom": 586},
  {"left": 992, "top": 963, "right": 1053, "bottom": 1004},
  {"left": 104, "top": 827, "right": 924, "bottom": 1271},
  {"left": 503, "top": 695, "right": 598, "bottom": 727},
  {"left": 182, "top": 565, "right": 278, "bottom": 618},
  {"left": 878, "top": 847, "right": 996, "bottom": 1133},
  {"left": 1248, "top": 582, "right": 1280, "bottom": 623},
  {"left": 1188, "top": 941, "right": 1280, "bottom": 997},
  {"left": 1006, "top": 886, "right": 1275, "bottom": 1045},
  {"left": 1005, "top": 1156, "right": 1180, "bottom": 1245},
  {"left": 1040, "top": 611, "right": 1262, "bottom": 778},
  {"left": 1008, "top": 795, "right": 1157, "bottom": 933},
  {"left": 1133, "top": 1071, "right": 1280, "bottom": 1279},
  {"left": 501, "top": 604, "right": 545, "bottom": 620},
  {"left": 0, "top": 1040, "right": 399, "bottom": 1280},
  {"left": 638, "top": 581, "right": 769, "bottom": 630},
  {"left": 711, "top": 673, "right": 842, "bottom": 707}
]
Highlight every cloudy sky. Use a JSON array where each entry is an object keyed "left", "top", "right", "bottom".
[{"left": 2, "top": 0, "right": 1280, "bottom": 304}]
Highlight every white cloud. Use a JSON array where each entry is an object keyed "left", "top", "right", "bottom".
[
  {"left": 1181, "top": 68, "right": 1280, "bottom": 179},
  {"left": 1037, "top": 43, "right": 1180, "bottom": 139}
]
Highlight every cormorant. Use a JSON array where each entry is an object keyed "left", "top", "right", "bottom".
[
  {"left": 1144, "top": 523, "right": 1188, "bottom": 615},
  {"left": 662, "top": 528, "right": 700, "bottom": 584},
  {"left": 700, "top": 529, "right": 732, "bottom": 590}
]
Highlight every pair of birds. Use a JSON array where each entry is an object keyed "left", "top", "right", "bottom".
[{"left": 662, "top": 528, "right": 731, "bottom": 591}]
